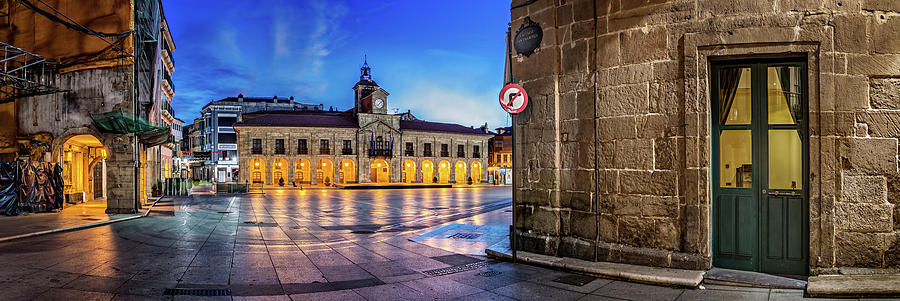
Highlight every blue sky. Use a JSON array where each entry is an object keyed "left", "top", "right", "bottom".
[{"left": 164, "top": 0, "right": 512, "bottom": 129}]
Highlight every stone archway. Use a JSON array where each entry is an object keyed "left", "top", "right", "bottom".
[
  {"left": 294, "top": 159, "right": 310, "bottom": 184},
  {"left": 438, "top": 160, "right": 450, "bottom": 184},
  {"left": 454, "top": 161, "right": 467, "bottom": 184},
  {"left": 250, "top": 158, "right": 266, "bottom": 184},
  {"left": 60, "top": 134, "right": 108, "bottom": 204},
  {"left": 317, "top": 159, "right": 334, "bottom": 186},
  {"left": 471, "top": 161, "right": 482, "bottom": 185},
  {"left": 339, "top": 159, "right": 355, "bottom": 184},
  {"left": 371, "top": 159, "right": 390, "bottom": 184},
  {"left": 403, "top": 160, "right": 416, "bottom": 183},
  {"left": 421, "top": 160, "right": 434, "bottom": 184},
  {"left": 272, "top": 158, "right": 288, "bottom": 186}
]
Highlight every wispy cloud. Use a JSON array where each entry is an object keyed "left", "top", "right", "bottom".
[{"left": 391, "top": 83, "right": 508, "bottom": 130}]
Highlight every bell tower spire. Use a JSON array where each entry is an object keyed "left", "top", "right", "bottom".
[{"left": 360, "top": 55, "right": 372, "bottom": 81}]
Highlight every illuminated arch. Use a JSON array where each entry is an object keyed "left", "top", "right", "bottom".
[
  {"left": 471, "top": 161, "right": 483, "bottom": 184},
  {"left": 294, "top": 159, "right": 310, "bottom": 184},
  {"left": 371, "top": 159, "right": 390, "bottom": 184},
  {"left": 339, "top": 159, "right": 355, "bottom": 184},
  {"left": 402, "top": 160, "right": 416, "bottom": 183},
  {"left": 317, "top": 159, "right": 334, "bottom": 186},
  {"left": 438, "top": 160, "right": 450, "bottom": 184},
  {"left": 454, "top": 161, "right": 467, "bottom": 184},
  {"left": 272, "top": 158, "right": 288, "bottom": 185},
  {"left": 250, "top": 158, "right": 266, "bottom": 183},
  {"left": 421, "top": 160, "right": 434, "bottom": 184}
]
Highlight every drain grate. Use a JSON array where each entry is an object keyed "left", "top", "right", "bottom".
[
  {"left": 163, "top": 288, "right": 231, "bottom": 296},
  {"left": 422, "top": 261, "right": 488, "bottom": 277},
  {"left": 243, "top": 221, "right": 262, "bottom": 224},
  {"left": 429, "top": 207, "right": 449, "bottom": 210},
  {"left": 552, "top": 274, "right": 597, "bottom": 286},
  {"left": 351, "top": 230, "right": 376, "bottom": 234},
  {"left": 290, "top": 226, "right": 308, "bottom": 230},
  {"left": 447, "top": 232, "right": 483, "bottom": 240},
  {"left": 476, "top": 270, "right": 502, "bottom": 277},
  {"left": 217, "top": 211, "right": 232, "bottom": 214}
]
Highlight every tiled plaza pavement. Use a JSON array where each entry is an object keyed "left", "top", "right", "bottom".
[{"left": 0, "top": 187, "right": 884, "bottom": 300}]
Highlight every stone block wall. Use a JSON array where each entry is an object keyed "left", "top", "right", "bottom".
[{"left": 510, "top": 0, "right": 900, "bottom": 270}]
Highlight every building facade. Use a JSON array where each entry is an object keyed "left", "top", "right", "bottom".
[
  {"left": 488, "top": 126, "right": 513, "bottom": 185},
  {"left": 196, "top": 95, "right": 323, "bottom": 183},
  {"left": 509, "top": 0, "right": 900, "bottom": 274},
  {"left": 234, "top": 62, "right": 492, "bottom": 186},
  {"left": 0, "top": 0, "right": 176, "bottom": 213},
  {"left": 146, "top": 11, "right": 177, "bottom": 192}
]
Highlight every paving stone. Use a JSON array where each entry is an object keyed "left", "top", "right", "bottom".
[
  {"left": 34, "top": 287, "right": 115, "bottom": 301},
  {"left": 455, "top": 290, "right": 518, "bottom": 301},
  {"left": 492, "top": 281, "right": 586, "bottom": 301},
  {"left": 275, "top": 266, "right": 326, "bottom": 283},
  {"left": 591, "top": 281, "right": 684, "bottom": 301},
  {"left": 676, "top": 289, "right": 768, "bottom": 301},
  {"left": 288, "top": 288, "right": 366, "bottom": 301},
  {"left": 357, "top": 261, "right": 421, "bottom": 279},
  {"left": 319, "top": 264, "right": 373, "bottom": 282},
  {"left": 353, "top": 283, "right": 430, "bottom": 301},
  {"left": 230, "top": 267, "right": 279, "bottom": 285},
  {"left": 180, "top": 267, "right": 230, "bottom": 285},
  {"left": 404, "top": 276, "right": 486, "bottom": 299},
  {"left": 63, "top": 275, "right": 129, "bottom": 293}
]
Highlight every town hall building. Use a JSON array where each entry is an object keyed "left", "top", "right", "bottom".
[{"left": 233, "top": 61, "right": 492, "bottom": 186}]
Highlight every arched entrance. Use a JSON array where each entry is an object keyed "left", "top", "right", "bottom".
[
  {"left": 272, "top": 158, "right": 288, "bottom": 186},
  {"left": 250, "top": 158, "right": 266, "bottom": 184},
  {"left": 61, "top": 134, "right": 107, "bottom": 203},
  {"left": 402, "top": 160, "right": 416, "bottom": 183},
  {"left": 339, "top": 159, "right": 355, "bottom": 184},
  {"left": 454, "top": 161, "right": 467, "bottom": 184},
  {"left": 421, "top": 160, "right": 434, "bottom": 184},
  {"left": 317, "top": 159, "right": 334, "bottom": 186},
  {"left": 371, "top": 159, "right": 389, "bottom": 184},
  {"left": 294, "top": 159, "right": 310, "bottom": 185},
  {"left": 438, "top": 160, "right": 450, "bottom": 184},
  {"left": 471, "top": 161, "right": 482, "bottom": 184}
]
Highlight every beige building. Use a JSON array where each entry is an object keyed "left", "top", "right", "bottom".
[
  {"left": 234, "top": 61, "right": 492, "bottom": 186},
  {"left": 509, "top": 0, "right": 900, "bottom": 275}
]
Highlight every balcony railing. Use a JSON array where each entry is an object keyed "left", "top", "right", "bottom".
[
  {"left": 274, "top": 147, "right": 285, "bottom": 155},
  {"left": 319, "top": 148, "right": 330, "bottom": 155},
  {"left": 473, "top": 152, "right": 481, "bottom": 158},
  {"left": 297, "top": 147, "right": 308, "bottom": 155},
  {"left": 423, "top": 151, "right": 433, "bottom": 157},
  {"left": 369, "top": 148, "right": 392, "bottom": 157},
  {"left": 404, "top": 150, "right": 414, "bottom": 156},
  {"left": 342, "top": 148, "right": 353, "bottom": 155},
  {"left": 440, "top": 151, "right": 449, "bottom": 157},
  {"left": 457, "top": 152, "right": 465, "bottom": 158},
  {"left": 251, "top": 148, "right": 262, "bottom": 155}
]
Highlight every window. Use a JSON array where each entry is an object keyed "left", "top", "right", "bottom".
[
  {"left": 457, "top": 145, "right": 465, "bottom": 158},
  {"left": 218, "top": 116, "right": 237, "bottom": 127},
  {"left": 342, "top": 140, "right": 352, "bottom": 155},
  {"left": 252, "top": 139, "right": 262, "bottom": 154},
  {"left": 376, "top": 136, "right": 383, "bottom": 149},
  {"left": 405, "top": 142, "right": 414, "bottom": 156},
  {"left": 473, "top": 145, "right": 480, "bottom": 158},
  {"left": 221, "top": 150, "right": 229, "bottom": 160},
  {"left": 274, "top": 139, "right": 285, "bottom": 154},
  {"left": 441, "top": 144, "right": 449, "bottom": 157},
  {"left": 297, "top": 139, "right": 308, "bottom": 154},
  {"left": 218, "top": 133, "right": 237, "bottom": 144},
  {"left": 320, "top": 139, "right": 330, "bottom": 154},
  {"left": 424, "top": 143, "right": 432, "bottom": 157}
]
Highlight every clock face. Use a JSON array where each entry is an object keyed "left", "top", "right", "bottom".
[{"left": 374, "top": 98, "right": 384, "bottom": 109}]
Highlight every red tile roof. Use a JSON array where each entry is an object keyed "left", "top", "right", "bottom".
[
  {"left": 400, "top": 119, "right": 491, "bottom": 135},
  {"left": 236, "top": 113, "right": 357, "bottom": 128}
]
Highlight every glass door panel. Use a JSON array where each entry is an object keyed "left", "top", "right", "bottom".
[
  {"left": 767, "top": 129, "right": 803, "bottom": 190},
  {"left": 720, "top": 130, "right": 753, "bottom": 188},
  {"left": 720, "top": 68, "right": 753, "bottom": 125},
  {"left": 767, "top": 66, "right": 802, "bottom": 125}
]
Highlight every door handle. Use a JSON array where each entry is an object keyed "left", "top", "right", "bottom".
[{"left": 767, "top": 190, "right": 801, "bottom": 197}]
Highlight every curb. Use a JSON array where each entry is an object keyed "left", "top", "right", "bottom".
[
  {"left": 486, "top": 248, "right": 704, "bottom": 288},
  {"left": 0, "top": 198, "right": 162, "bottom": 243},
  {"left": 807, "top": 275, "right": 900, "bottom": 298}
]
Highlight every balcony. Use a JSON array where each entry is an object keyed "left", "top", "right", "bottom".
[
  {"left": 342, "top": 148, "right": 353, "bottom": 155},
  {"left": 457, "top": 152, "right": 465, "bottom": 158},
  {"left": 319, "top": 148, "right": 330, "bottom": 155},
  {"left": 274, "top": 147, "right": 285, "bottom": 155},
  {"left": 440, "top": 151, "right": 449, "bottom": 157},
  {"left": 369, "top": 148, "right": 393, "bottom": 157},
  {"left": 297, "top": 147, "right": 308, "bottom": 155},
  {"left": 251, "top": 148, "right": 262, "bottom": 155},
  {"left": 473, "top": 152, "right": 481, "bottom": 158},
  {"left": 423, "top": 151, "right": 433, "bottom": 157},
  {"left": 404, "top": 150, "right": 414, "bottom": 156}
]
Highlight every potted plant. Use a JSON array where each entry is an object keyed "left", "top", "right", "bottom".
[
  {"left": 278, "top": 177, "right": 285, "bottom": 186},
  {"left": 433, "top": 177, "right": 438, "bottom": 183},
  {"left": 467, "top": 177, "right": 473, "bottom": 185}
]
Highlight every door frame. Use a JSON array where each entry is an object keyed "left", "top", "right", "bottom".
[{"left": 710, "top": 57, "right": 810, "bottom": 275}]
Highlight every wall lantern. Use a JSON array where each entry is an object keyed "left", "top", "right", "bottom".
[
  {"left": 254, "top": 161, "right": 260, "bottom": 167},
  {"left": 65, "top": 151, "right": 72, "bottom": 162},
  {"left": 377, "top": 163, "right": 382, "bottom": 167},
  {"left": 344, "top": 162, "right": 349, "bottom": 167}
]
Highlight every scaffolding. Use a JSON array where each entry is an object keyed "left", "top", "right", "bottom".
[{"left": 0, "top": 42, "right": 63, "bottom": 104}]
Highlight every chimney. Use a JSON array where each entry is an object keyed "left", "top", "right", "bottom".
[
  {"left": 238, "top": 93, "right": 243, "bottom": 102},
  {"left": 273, "top": 95, "right": 278, "bottom": 103},
  {"left": 290, "top": 96, "right": 294, "bottom": 103}
]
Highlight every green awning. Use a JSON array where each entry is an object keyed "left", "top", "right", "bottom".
[
  {"left": 139, "top": 127, "right": 173, "bottom": 147},
  {"left": 91, "top": 109, "right": 167, "bottom": 134}
]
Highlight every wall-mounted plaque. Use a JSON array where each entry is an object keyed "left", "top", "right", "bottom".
[{"left": 514, "top": 17, "right": 542, "bottom": 57}]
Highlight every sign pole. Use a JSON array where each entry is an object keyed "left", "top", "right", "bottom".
[{"left": 511, "top": 112, "right": 517, "bottom": 262}]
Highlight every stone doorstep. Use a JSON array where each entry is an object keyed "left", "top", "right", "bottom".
[
  {"left": 485, "top": 248, "right": 704, "bottom": 288},
  {"left": 806, "top": 275, "right": 900, "bottom": 298}
]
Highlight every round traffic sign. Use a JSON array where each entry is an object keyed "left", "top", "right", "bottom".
[{"left": 499, "top": 83, "right": 528, "bottom": 114}]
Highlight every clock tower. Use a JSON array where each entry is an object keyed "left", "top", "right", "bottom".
[{"left": 353, "top": 58, "right": 389, "bottom": 114}]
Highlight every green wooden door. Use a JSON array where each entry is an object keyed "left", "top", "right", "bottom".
[{"left": 712, "top": 60, "right": 808, "bottom": 275}]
